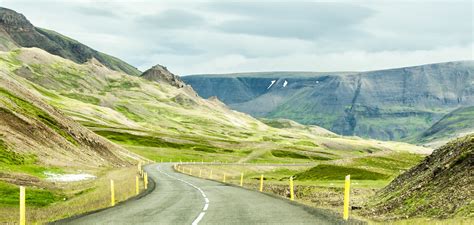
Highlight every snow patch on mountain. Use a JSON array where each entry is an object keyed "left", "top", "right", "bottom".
[{"left": 267, "top": 80, "right": 276, "bottom": 89}]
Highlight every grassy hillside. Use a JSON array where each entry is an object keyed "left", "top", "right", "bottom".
[
  {"left": 408, "top": 106, "right": 474, "bottom": 147},
  {"left": 363, "top": 135, "right": 473, "bottom": 220},
  {"left": 0, "top": 48, "right": 430, "bottom": 166}
]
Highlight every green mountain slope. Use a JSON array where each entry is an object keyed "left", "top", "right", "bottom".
[
  {"left": 183, "top": 62, "right": 474, "bottom": 142},
  {"left": 408, "top": 106, "right": 474, "bottom": 147},
  {"left": 0, "top": 54, "right": 144, "bottom": 187},
  {"left": 0, "top": 7, "right": 141, "bottom": 75},
  {"left": 0, "top": 47, "right": 429, "bottom": 165},
  {"left": 364, "top": 134, "right": 473, "bottom": 219}
]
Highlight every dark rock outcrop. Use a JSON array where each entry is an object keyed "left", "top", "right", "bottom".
[{"left": 141, "top": 64, "right": 186, "bottom": 88}]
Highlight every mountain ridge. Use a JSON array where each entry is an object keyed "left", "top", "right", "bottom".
[
  {"left": 183, "top": 60, "right": 474, "bottom": 143},
  {"left": 0, "top": 7, "right": 141, "bottom": 76}
]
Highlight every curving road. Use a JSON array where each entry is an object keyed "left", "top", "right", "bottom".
[{"left": 54, "top": 163, "right": 363, "bottom": 225}]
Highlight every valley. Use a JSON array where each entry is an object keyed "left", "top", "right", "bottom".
[{"left": 0, "top": 5, "right": 471, "bottom": 225}]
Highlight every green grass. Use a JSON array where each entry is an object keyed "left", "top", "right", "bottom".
[
  {"left": 295, "top": 164, "right": 390, "bottom": 180},
  {"left": 114, "top": 105, "right": 144, "bottom": 122},
  {"left": 61, "top": 93, "right": 100, "bottom": 105},
  {"left": 0, "top": 182, "right": 63, "bottom": 207},
  {"left": 0, "top": 133, "right": 63, "bottom": 178},
  {"left": 295, "top": 140, "right": 318, "bottom": 147},
  {"left": 271, "top": 150, "right": 310, "bottom": 159},
  {"left": 0, "top": 88, "right": 78, "bottom": 146},
  {"left": 94, "top": 130, "right": 236, "bottom": 156},
  {"left": 349, "top": 152, "right": 424, "bottom": 174},
  {"left": 0, "top": 137, "right": 33, "bottom": 165}
]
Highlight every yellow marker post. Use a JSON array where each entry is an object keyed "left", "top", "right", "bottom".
[
  {"left": 144, "top": 173, "right": 148, "bottom": 190},
  {"left": 19, "top": 186, "right": 25, "bottom": 225},
  {"left": 240, "top": 172, "right": 244, "bottom": 187},
  {"left": 343, "top": 175, "right": 351, "bottom": 220},
  {"left": 209, "top": 170, "right": 213, "bottom": 179},
  {"left": 259, "top": 175, "right": 264, "bottom": 192},
  {"left": 136, "top": 176, "right": 139, "bottom": 195},
  {"left": 110, "top": 180, "right": 115, "bottom": 206},
  {"left": 137, "top": 162, "right": 141, "bottom": 172},
  {"left": 223, "top": 173, "right": 226, "bottom": 182},
  {"left": 199, "top": 169, "right": 202, "bottom": 177},
  {"left": 289, "top": 176, "right": 295, "bottom": 201}
]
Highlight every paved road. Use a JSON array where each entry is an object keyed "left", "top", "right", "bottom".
[{"left": 56, "top": 163, "right": 363, "bottom": 225}]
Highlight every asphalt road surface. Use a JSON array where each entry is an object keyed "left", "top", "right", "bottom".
[{"left": 55, "top": 163, "right": 363, "bottom": 225}]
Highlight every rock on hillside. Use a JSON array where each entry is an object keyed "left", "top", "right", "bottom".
[
  {"left": 183, "top": 61, "right": 474, "bottom": 141},
  {"left": 363, "top": 134, "right": 473, "bottom": 219},
  {"left": 141, "top": 64, "right": 186, "bottom": 88},
  {"left": 0, "top": 7, "right": 140, "bottom": 75}
]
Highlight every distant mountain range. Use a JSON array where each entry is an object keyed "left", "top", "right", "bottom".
[{"left": 183, "top": 61, "right": 474, "bottom": 145}]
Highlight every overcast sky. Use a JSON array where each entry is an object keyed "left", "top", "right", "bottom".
[{"left": 0, "top": 0, "right": 472, "bottom": 75}]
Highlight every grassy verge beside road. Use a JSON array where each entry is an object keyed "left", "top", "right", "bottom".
[{"left": 0, "top": 166, "right": 144, "bottom": 224}]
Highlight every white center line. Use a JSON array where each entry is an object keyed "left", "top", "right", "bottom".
[{"left": 156, "top": 165, "right": 209, "bottom": 225}]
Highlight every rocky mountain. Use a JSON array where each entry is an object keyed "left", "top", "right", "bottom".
[
  {"left": 0, "top": 7, "right": 140, "bottom": 75},
  {"left": 140, "top": 64, "right": 186, "bottom": 88},
  {"left": 183, "top": 61, "right": 474, "bottom": 141},
  {"left": 364, "top": 134, "right": 473, "bottom": 219}
]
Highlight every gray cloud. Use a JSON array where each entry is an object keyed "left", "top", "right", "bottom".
[
  {"left": 136, "top": 9, "right": 206, "bottom": 29},
  {"left": 209, "top": 2, "right": 373, "bottom": 40},
  {"left": 75, "top": 5, "right": 120, "bottom": 18}
]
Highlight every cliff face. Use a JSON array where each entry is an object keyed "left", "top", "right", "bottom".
[
  {"left": 183, "top": 61, "right": 474, "bottom": 141},
  {"left": 0, "top": 7, "right": 141, "bottom": 75}
]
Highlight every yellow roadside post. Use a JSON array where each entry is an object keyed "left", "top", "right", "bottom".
[
  {"left": 289, "top": 176, "right": 295, "bottom": 201},
  {"left": 209, "top": 170, "right": 213, "bottom": 179},
  {"left": 136, "top": 176, "right": 139, "bottom": 195},
  {"left": 199, "top": 169, "right": 202, "bottom": 177},
  {"left": 137, "top": 162, "right": 141, "bottom": 172},
  {"left": 343, "top": 175, "right": 351, "bottom": 220},
  {"left": 259, "top": 175, "right": 264, "bottom": 192},
  {"left": 110, "top": 180, "right": 115, "bottom": 206},
  {"left": 223, "top": 173, "right": 226, "bottom": 182},
  {"left": 19, "top": 186, "right": 25, "bottom": 225},
  {"left": 144, "top": 173, "right": 148, "bottom": 190},
  {"left": 240, "top": 172, "right": 244, "bottom": 187}
]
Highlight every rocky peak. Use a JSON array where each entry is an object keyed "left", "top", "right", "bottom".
[
  {"left": 0, "top": 7, "right": 34, "bottom": 32},
  {"left": 140, "top": 64, "right": 186, "bottom": 88}
]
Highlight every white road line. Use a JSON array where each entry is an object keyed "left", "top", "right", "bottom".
[
  {"left": 156, "top": 165, "right": 209, "bottom": 225},
  {"left": 192, "top": 212, "right": 205, "bottom": 225}
]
